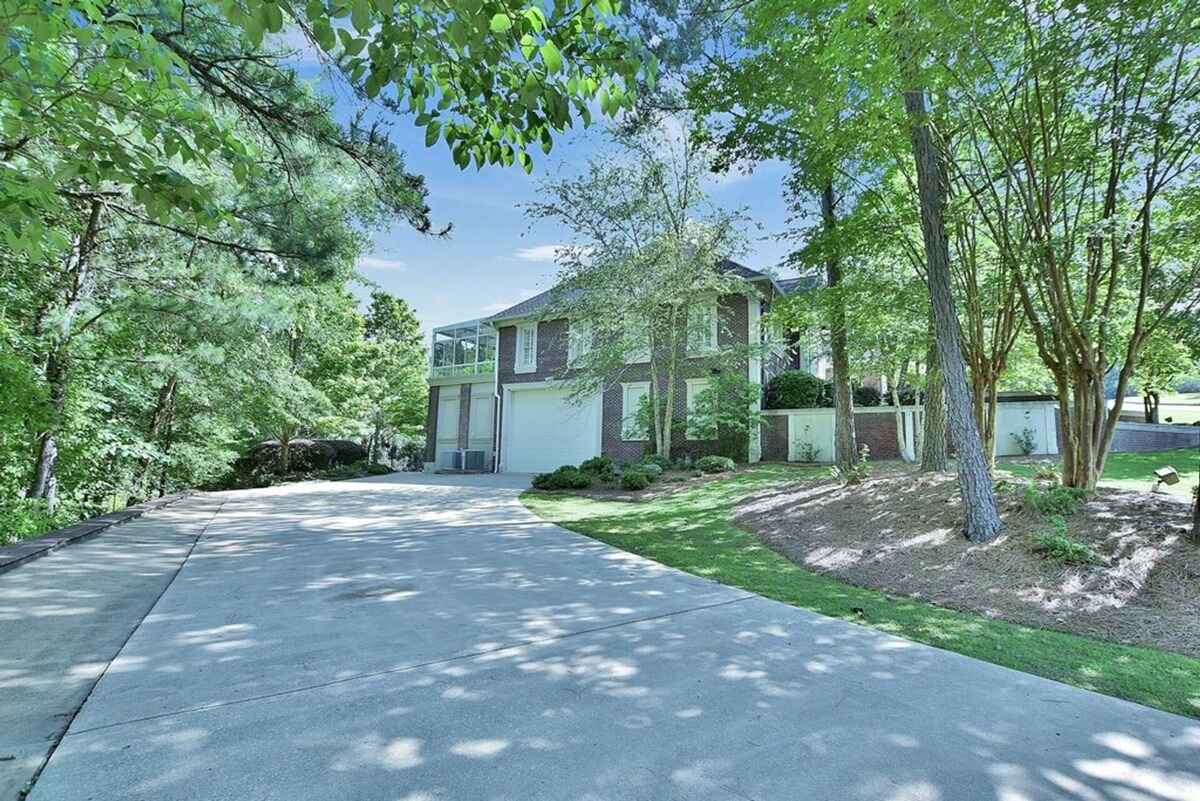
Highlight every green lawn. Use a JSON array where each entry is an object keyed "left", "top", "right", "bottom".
[
  {"left": 523, "top": 464, "right": 1200, "bottom": 719},
  {"left": 999, "top": 447, "right": 1198, "bottom": 499}
]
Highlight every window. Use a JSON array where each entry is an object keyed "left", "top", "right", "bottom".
[
  {"left": 621, "top": 382, "right": 650, "bottom": 440},
  {"left": 686, "top": 378, "right": 717, "bottom": 440},
  {"left": 515, "top": 323, "right": 537, "bottom": 373},
  {"left": 568, "top": 320, "right": 592, "bottom": 367},
  {"left": 687, "top": 301, "right": 719, "bottom": 356},
  {"left": 624, "top": 315, "right": 650, "bottom": 364}
]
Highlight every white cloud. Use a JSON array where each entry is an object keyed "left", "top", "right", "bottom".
[
  {"left": 357, "top": 256, "right": 407, "bottom": 271},
  {"left": 513, "top": 244, "right": 568, "bottom": 263}
]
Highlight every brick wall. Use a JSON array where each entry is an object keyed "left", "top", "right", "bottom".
[
  {"left": 761, "top": 415, "right": 788, "bottom": 460},
  {"left": 1111, "top": 422, "right": 1200, "bottom": 452},
  {"left": 855, "top": 411, "right": 902, "bottom": 460},
  {"left": 496, "top": 295, "right": 753, "bottom": 466},
  {"left": 496, "top": 318, "right": 570, "bottom": 386}
]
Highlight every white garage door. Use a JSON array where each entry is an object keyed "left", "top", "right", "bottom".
[{"left": 504, "top": 386, "right": 600, "bottom": 473}]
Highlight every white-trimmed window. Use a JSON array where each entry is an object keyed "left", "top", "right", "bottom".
[
  {"left": 687, "top": 301, "right": 719, "bottom": 356},
  {"left": 624, "top": 315, "right": 650, "bottom": 364},
  {"left": 568, "top": 320, "right": 592, "bottom": 367},
  {"left": 515, "top": 323, "right": 537, "bottom": 373},
  {"left": 685, "top": 377, "right": 717, "bottom": 440},
  {"left": 621, "top": 382, "right": 651, "bottom": 440}
]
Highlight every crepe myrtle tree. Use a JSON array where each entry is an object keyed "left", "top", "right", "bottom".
[{"left": 524, "top": 125, "right": 755, "bottom": 459}]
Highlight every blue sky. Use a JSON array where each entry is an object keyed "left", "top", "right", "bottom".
[{"left": 291, "top": 56, "right": 802, "bottom": 335}]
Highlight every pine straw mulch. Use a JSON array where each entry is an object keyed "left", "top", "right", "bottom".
[{"left": 733, "top": 463, "right": 1200, "bottom": 658}]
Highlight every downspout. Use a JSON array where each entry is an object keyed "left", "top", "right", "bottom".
[{"left": 492, "top": 322, "right": 501, "bottom": 473}]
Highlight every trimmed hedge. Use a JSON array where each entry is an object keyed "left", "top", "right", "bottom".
[
  {"left": 532, "top": 466, "right": 593, "bottom": 490},
  {"left": 579, "top": 455, "right": 616, "bottom": 482},
  {"left": 696, "top": 455, "right": 736, "bottom": 474},
  {"left": 640, "top": 454, "right": 672, "bottom": 471},
  {"left": 853, "top": 385, "right": 882, "bottom": 407},
  {"left": 765, "top": 371, "right": 831, "bottom": 409},
  {"left": 621, "top": 469, "right": 651, "bottom": 491},
  {"left": 640, "top": 462, "right": 664, "bottom": 479}
]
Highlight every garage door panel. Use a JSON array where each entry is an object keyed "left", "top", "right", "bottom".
[{"left": 505, "top": 387, "right": 599, "bottom": 473}]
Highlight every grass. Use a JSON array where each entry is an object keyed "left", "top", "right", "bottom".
[
  {"left": 523, "top": 464, "right": 1200, "bottom": 719},
  {"left": 1001, "top": 447, "right": 1199, "bottom": 499}
]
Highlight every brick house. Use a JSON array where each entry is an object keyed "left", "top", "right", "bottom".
[{"left": 423, "top": 260, "right": 807, "bottom": 473}]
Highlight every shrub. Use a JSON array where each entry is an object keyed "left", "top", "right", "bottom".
[
  {"left": 579, "top": 455, "right": 615, "bottom": 481},
  {"left": 831, "top": 443, "right": 872, "bottom": 484},
  {"left": 696, "top": 455, "right": 736, "bottom": 474},
  {"left": 366, "top": 462, "right": 393, "bottom": 475},
  {"left": 531, "top": 467, "right": 592, "bottom": 490},
  {"left": 764, "top": 371, "right": 832, "bottom": 409},
  {"left": 621, "top": 469, "right": 651, "bottom": 491},
  {"left": 394, "top": 440, "right": 426, "bottom": 471},
  {"left": 640, "top": 454, "right": 672, "bottom": 471},
  {"left": 1030, "top": 517, "right": 1099, "bottom": 565},
  {"left": 792, "top": 424, "right": 822, "bottom": 462},
  {"left": 670, "top": 454, "right": 694, "bottom": 470},
  {"left": 1032, "top": 462, "right": 1061, "bottom": 483},
  {"left": 1023, "top": 484, "right": 1087, "bottom": 516},
  {"left": 640, "top": 462, "right": 664, "bottom": 479},
  {"left": 1174, "top": 376, "right": 1200, "bottom": 393},
  {"left": 853, "top": 385, "right": 882, "bottom": 407},
  {"left": 893, "top": 385, "right": 919, "bottom": 406},
  {"left": 1011, "top": 426, "right": 1038, "bottom": 456}
]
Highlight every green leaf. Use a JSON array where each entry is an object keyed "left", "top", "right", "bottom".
[
  {"left": 351, "top": 0, "right": 372, "bottom": 33},
  {"left": 489, "top": 14, "right": 512, "bottom": 33},
  {"left": 539, "top": 41, "right": 563, "bottom": 74},
  {"left": 425, "top": 121, "right": 441, "bottom": 147}
]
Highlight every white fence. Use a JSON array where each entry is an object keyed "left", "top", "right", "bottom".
[{"left": 763, "top": 400, "right": 1059, "bottom": 463}]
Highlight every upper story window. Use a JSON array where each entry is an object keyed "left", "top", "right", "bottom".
[
  {"left": 568, "top": 320, "right": 592, "bottom": 367},
  {"left": 687, "top": 300, "right": 719, "bottom": 356},
  {"left": 430, "top": 320, "right": 496, "bottom": 379},
  {"left": 515, "top": 322, "right": 538, "bottom": 373},
  {"left": 624, "top": 315, "right": 650, "bottom": 364}
]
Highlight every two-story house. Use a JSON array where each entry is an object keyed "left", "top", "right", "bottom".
[{"left": 423, "top": 260, "right": 810, "bottom": 473}]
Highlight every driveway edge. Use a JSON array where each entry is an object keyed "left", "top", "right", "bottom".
[{"left": 0, "top": 492, "right": 193, "bottom": 576}]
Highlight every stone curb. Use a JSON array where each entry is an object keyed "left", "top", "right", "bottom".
[{"left": 0, "top": 492, "right": 193, "bottom": 576}]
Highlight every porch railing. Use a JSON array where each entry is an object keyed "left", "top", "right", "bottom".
[{"left": 430, "top": 360, "right": 496, "bottom": 379}]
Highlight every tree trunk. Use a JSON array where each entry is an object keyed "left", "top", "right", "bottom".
[
  {"left": 982, "top": 375, "right": 999, "bottom": 465},
  {"left": 920, "top": 323, "right": 948, "bottom": 472},
  {"left": 27, "top": 199, "right": 104, "bottom": 512},
  {"left": 889, "top": 371, "right": 914, "bottom": 462},
  {"left": 1143, "top": 391, "right": 1159, "bottom": 424},
  {"left": 904, "top": 87, "right": 1001, "bottom": 542},
  {"left": 28, "top": 351, "right": 67, "bottom": 509},
  {"left": 821, "top": 183, "right": 858, "bottom": 471},
  {"left": 1191, "top": 485, "right": 1199, "bottom": 545},
  {"left": 135, "top": 374, "right": 179, "bottom": 498},
  {"left": 279, "top": 424, "right": 296, "bottom": 474}
]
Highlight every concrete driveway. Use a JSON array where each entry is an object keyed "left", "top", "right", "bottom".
[{"left": 3, "top": 473, "right": 1198, "bottom": 801}]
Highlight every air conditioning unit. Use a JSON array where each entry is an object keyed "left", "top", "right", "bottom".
[
  {"left": 462, "top": 449, "right": 486, "bottom": 471},
  {"left": 440, "top": 449, "right": 487, "bottom": 471}
]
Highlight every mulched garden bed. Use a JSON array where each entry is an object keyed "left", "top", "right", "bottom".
[
  {"left": 529, "top": 468, "right": 731, "bottom": 502},
  {"left": 734, "top": 464, "right": 1199, "bottom": 658}
]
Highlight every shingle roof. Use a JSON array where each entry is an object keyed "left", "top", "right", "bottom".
[
  {"left": 483, "top": 288, "right": 559, "bottom": 323},
  {"left": 485, "top": 258, "right": 777, "bottom": 323},
  {"left": 777, "top": 275, "right": 823, "bottom": 295}
]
